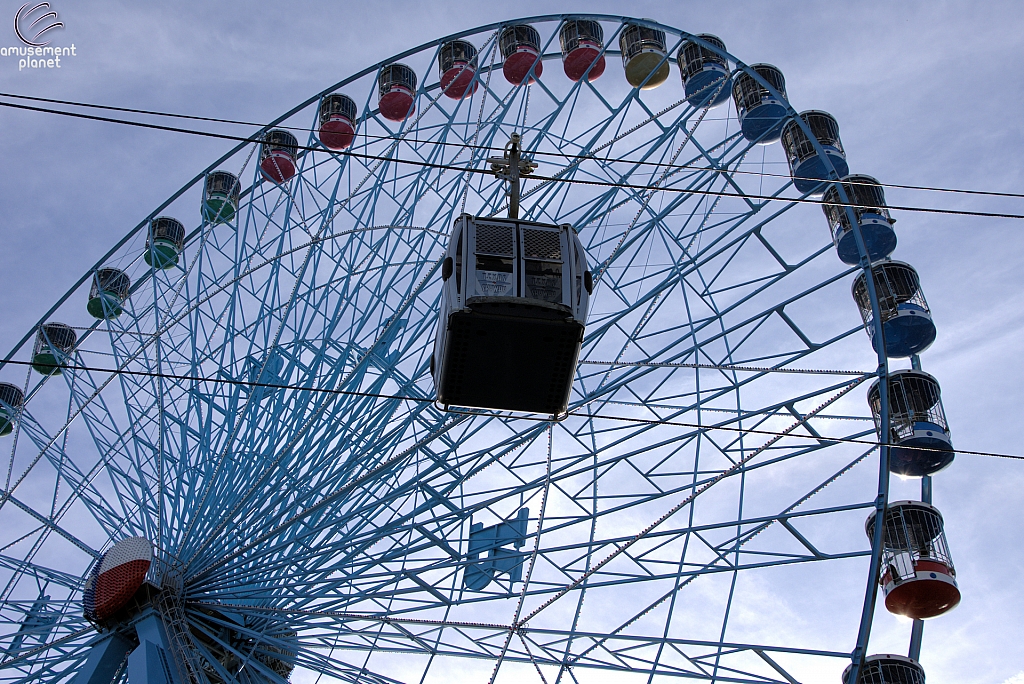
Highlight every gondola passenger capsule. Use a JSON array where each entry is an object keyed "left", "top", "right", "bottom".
[
  {"left": 0, "top": 383, "right": 24, "bottom": 436},
  {"left": 822, "top": 175, "right": 898, "bottom": 265},
  {"left": 260, "top": 129, "right": 299, "bottom": 184},
  {"left": 678, "top": 34, "right": 731, "bottom": 107},
  {"left": 619, "top": 23, "right": 670, "bottom": 89},
  {"left": 732, "top": 64, "right": 788, "bottom": 143},
  {"left": 852, "top": 260, "right": 936, "bottom": 358},
  {"left": 842, "top": 655, "right": 925, "bottom": 684},
  {"left": 869, "top": 370, "right": 954, "bottom": 477},
  {"left": 378, "top": 63, "right": 417, "bottom": 122},
  {"left": 866, "top": 501, "right": 961, "bottom": 619},
  {"left": 431, "top": 214, "right": 592, "bottom": 416},
  {"left": 87, "top": 268, "right": 131, "bottom": 320},
  {"left": 500, "top": 24, "right": 543, "bottom": 85},
  {"left": 780, "top": 111, "right": 849, "bottom": 194},
  {"left": 318, "top": 94, "right": 358, "bottom": 150},
  {"left": 559, "top": 19, "right": 605, "bottom": 82},
  {"left": 32, "top": 323, "right": 76, "bottom": 375},
  {"left": 145, "top": 217, "right": 186, "bottom": 269},
  {"left": 439, "top": 40, "right": 479, "bottom": 99},
  {"left": 202, "top": 171, "right": 241, "bottom": 225}
]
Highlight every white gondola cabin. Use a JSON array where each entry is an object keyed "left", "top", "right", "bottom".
[
  {"left": 842, "top": 655, "right": 925, "bottom": 684},
  {"left": 866, "top": 501, "right": 960, "bottom": 620},
  {"left": 431, "top": 214, "right": 591, "bottom": 416},
  {"left": 822, "top": 175, "right": 898, "bottom": 265},
  {"left": 678, "top": 34, "right": 731, "bottom": 107},
  {"left": 780, "top": 110, "right": 849, "bottom": 194},
  {"left": 732, "top": 64, "right": 788, "bottom": 143},
  {"left": 559, "top": 19, "right": 605, "bottom": 82},
  {"left": 439, "top": 39, "right": 479, "bottom": 99},
  {"left": 869, "top": 370, "right": 954, "bottom": 477},
  {"left": 852, "top": 260, "right": 936, "bottom": 358},
  {"left": 87, "top": 268, "right": 131, "bottom": 320},
  {"left": 145, "top": 217, "right": 186, "bottom": 269},
  {"left": 0, "top": 383, "right": 24, "bottom": 436}
]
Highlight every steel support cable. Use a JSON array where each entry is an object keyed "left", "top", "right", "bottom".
[
  {"left": 1, "top": 98, "right": 1022, "bottom": 221},
  {"left": 120, "top": 242, "right": 440, "bottom": 573},
  {"left": 593, "top": 87, "right": 715, "bottom": 290},
  {"left": 188, "top": 421, "right": 548, "bottom": 595},
  {"left": 2, "top": 91, "right": 1021, "bottom": 200},
  {"left": 189, "top": 445, "right": 863, "bottom": 596},
  {"left": 580, "top": 359, "right": 868, "bottom": 376},
  {"left": 487, "top": 424, "right": 554, "bottom": 684},
  {"left": 2, "top": 354, "right": 876, "bottom": 379},
  {"left": 1, "top": 357, "right": 1018, "bottom": 460}
]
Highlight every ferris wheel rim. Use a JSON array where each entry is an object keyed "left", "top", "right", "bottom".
[{"left": 0, "top": 14, "right": 913, "bottom": 684}]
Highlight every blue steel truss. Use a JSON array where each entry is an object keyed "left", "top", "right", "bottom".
[{"left": 0, "top": 15, "right": 907, "bottom": 684}]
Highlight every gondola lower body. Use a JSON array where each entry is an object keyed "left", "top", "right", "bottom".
[
  {"left": 834, "top": 215, "right": 898, "bottom": 265},
  {"left": 435, "top": 297, "right": 583, "bottom": 415},
  {"left": 881, "top": 560, "right": 961, "bottom": 619}
]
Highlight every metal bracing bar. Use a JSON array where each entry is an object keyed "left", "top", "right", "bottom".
[{"left": 486, "top": 133, "right": 537, "bottom": 219}]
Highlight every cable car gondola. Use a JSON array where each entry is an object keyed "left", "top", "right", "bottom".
[{"left": 431, "top": 214, "right": 591, "bottom": 417}]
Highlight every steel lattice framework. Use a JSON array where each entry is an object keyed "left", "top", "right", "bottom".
[{"left": 0, "top": 15, "right": 907, "bottom": 684}]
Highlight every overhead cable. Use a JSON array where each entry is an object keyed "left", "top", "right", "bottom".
[
  {"left": 1, "top": 98, "right": 1022, "bottom": 221},
  {"left": 0, "top": 357, "right": 1019, "bottom": 461}
]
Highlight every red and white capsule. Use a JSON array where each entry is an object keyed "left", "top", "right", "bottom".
[{"left": 84, "top": 536, "right": 153, "bottom": 621}]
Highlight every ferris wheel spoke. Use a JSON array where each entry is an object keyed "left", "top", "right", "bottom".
[
  {"left": 189, "top": 405, "right": 869, "bottom": 621},
  {"left": 0, "top": 625, "right": 96, "bottom": 683},
  {"left": 6, "top": 407, "right": 134, "bottom": 545}
]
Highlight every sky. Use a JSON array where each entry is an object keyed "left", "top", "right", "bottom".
[{"left": 1, "top": 1, "right": 1023, "bottom": 683}]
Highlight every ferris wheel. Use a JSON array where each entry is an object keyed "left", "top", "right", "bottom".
[{"left": 0, "top": 14, "right": 961, "bottom": 684}]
